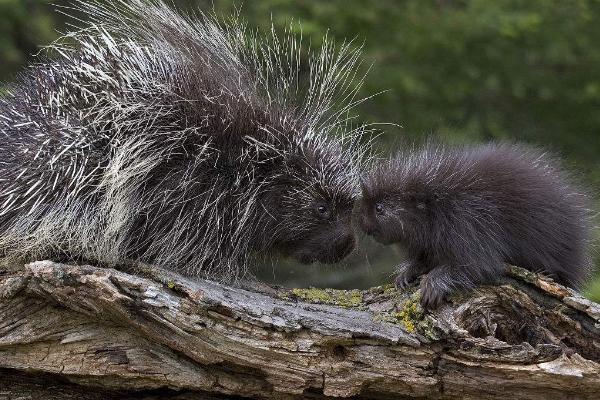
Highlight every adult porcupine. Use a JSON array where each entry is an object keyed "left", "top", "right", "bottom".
[
  {"left": 0, "top": 0, "right": 368, "bottom": 280},
  {"left": 360, "top": 143, "right": 593, "bottom": 308}
]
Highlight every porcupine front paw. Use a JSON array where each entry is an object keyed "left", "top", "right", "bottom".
[
  {"left": 394, "top": 261, "right": 424, "bottom": 290},
  {"left": 419, "top": 273, "right": 451, "bottom": 309}
]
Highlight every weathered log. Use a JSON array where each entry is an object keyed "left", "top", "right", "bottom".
[{"left": 0, "top": 260, "right": 599, "bottom": 399}]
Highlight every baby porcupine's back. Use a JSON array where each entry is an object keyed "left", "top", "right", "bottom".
[{"left": 420, "top": 143, "right": 593, "bottom": 287}]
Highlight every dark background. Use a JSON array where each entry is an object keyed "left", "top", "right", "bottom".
[{"left": 1, "top": 0, "right": 598, "bottom": 298}]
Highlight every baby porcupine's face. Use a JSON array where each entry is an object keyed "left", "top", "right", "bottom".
[
  {"left": 267, "top": 143, "right": 358, "bottom": 265},
  {"left": 359, "top": 166, "right": 433, "bottom": 245}
]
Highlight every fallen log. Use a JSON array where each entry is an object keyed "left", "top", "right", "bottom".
[{"left": 0, "top": 260, "right": 599, "bottom": 399}]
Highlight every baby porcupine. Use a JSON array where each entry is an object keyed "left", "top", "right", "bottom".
[
  {"left": 360, "top": 143, "right": 593, "bottom": 308},
  {"left": 0, "top": 0, "right": 369, "bottom": 280}
]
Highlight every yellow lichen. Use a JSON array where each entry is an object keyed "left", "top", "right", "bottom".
[
  {"left": 395, "top": 297, "right": 424, "bottom": 333},
  {"left": 382, "top": 283, "right": 398, "bottom": 295},
  {"left": 290, "top": 288, "right": 364, "bottom": 308},
  {"left": 166, "top": 281, "right": 176, "bottom": 289},
  {"left": 416, "top": 316, "right": 440, "bottom": 340}
]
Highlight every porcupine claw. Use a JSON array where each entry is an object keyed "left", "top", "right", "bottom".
[
  {"left": 419, "top": 275, "right": 448, "bottom": 309},
  {"left": 394, "top": 261, "right": 422, "bottom": 290}
]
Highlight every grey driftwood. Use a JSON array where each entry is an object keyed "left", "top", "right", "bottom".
[{"left": 0, "top": 260, "right": 599, "bottom": 399}]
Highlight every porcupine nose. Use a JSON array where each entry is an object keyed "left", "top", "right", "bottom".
[
  {"left": 322, "top": 230, "right": 355, "bottom": 263},
  {"left": 334, "top": 232, "right": 355, "bottom": 258},
  {"left": 359, "top": 214, "right": 378, "bottom": 236}
]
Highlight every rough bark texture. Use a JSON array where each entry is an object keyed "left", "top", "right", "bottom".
[{"left": 0, "top": 261, "right": 599, "bottom": 399}]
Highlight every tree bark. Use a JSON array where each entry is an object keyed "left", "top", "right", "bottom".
[{"left": 0, "top": 261, "right": 599, "bottom": 399}]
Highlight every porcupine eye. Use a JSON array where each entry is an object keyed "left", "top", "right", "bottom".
[
  {"left": 374, "top": 202, "right": 384, "bottom": 216},
  {"left": 315, "top": 202, "right": 332, "bottom": 220}
]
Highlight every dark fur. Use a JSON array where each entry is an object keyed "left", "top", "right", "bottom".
[{"left": 360, "top": 143, "right": 593, "bottom": 307}]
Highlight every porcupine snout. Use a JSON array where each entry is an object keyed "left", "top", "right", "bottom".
[
  {"left": 330, "top": 230, "right": 356, "bottom": 261},
  {"left": 310, "top": 222, "right": 356, "bottom": 264},
  {"left": 359, "top": 215, "right": 377, "bottom": 236},
  {"left": 358, "top": 204, "right": 380, "bottom": 238}
]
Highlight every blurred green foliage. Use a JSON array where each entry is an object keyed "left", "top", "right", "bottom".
[
  {"left": 0, "top": 0, "right": 58, "bottom": 82},
  {"left": 1, "top": 0, "right": 598, "bottom": 297}
]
